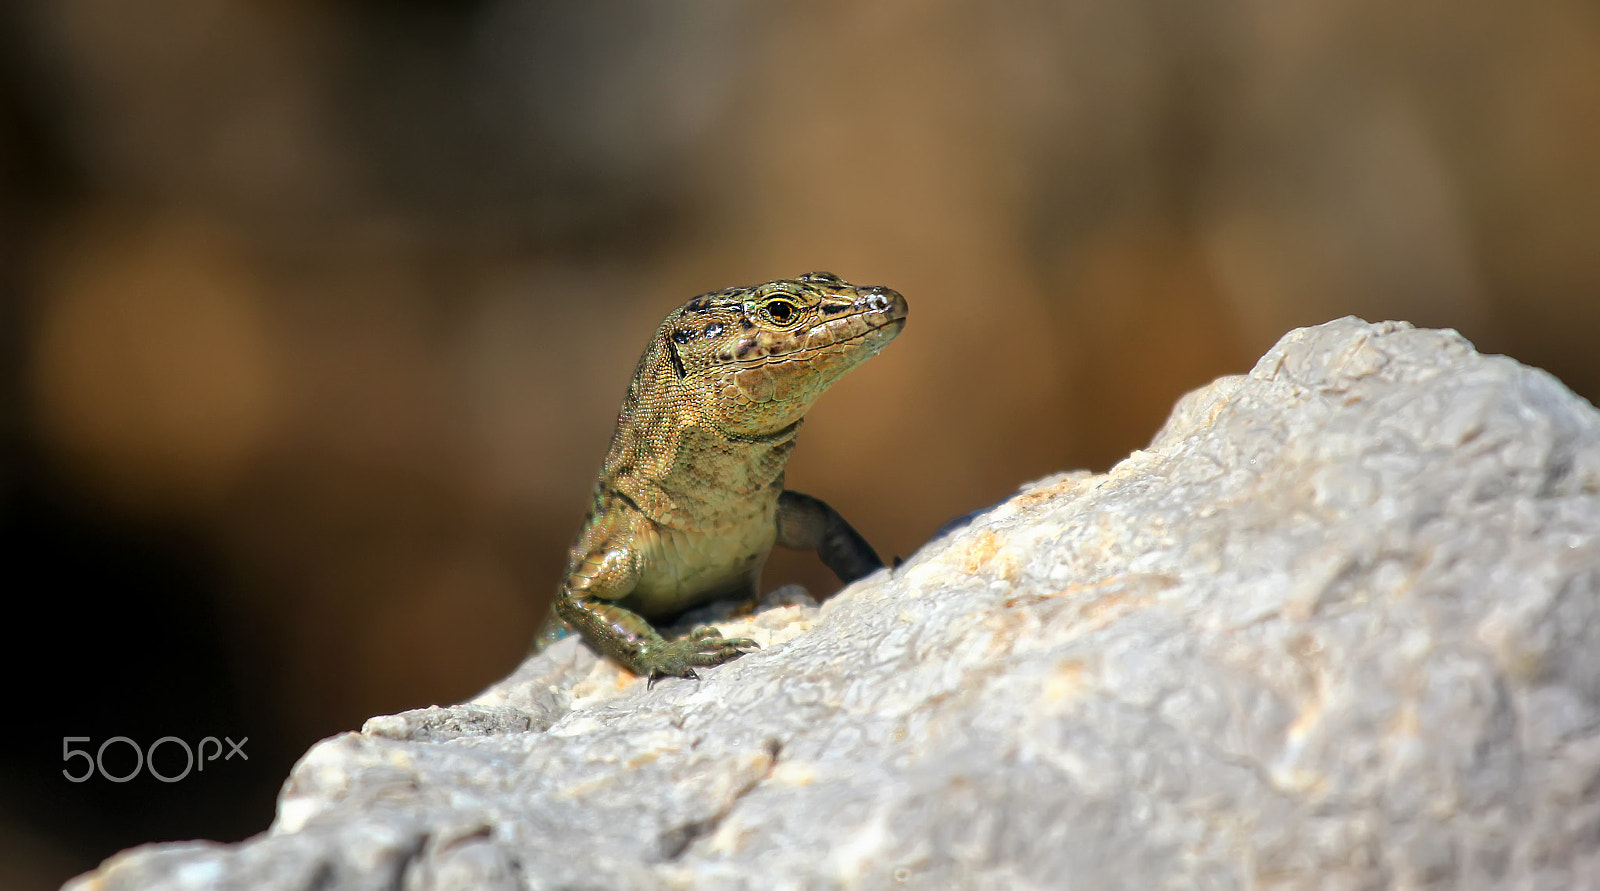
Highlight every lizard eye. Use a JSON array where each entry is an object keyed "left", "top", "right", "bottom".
[{"left": 764, "top": 298, "right": 799, "bottom": 326}]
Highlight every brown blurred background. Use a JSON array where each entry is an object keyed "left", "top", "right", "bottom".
[{"left": 4, "top": 0, "right": 1599, "bottom": 886}]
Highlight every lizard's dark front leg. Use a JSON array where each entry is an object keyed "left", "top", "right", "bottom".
[{"left": 775, "top": 490, "right": 885, "bottom": 584}]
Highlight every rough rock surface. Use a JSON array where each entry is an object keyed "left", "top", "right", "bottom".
[{"left": 71, "top": 318, "right": 1600, "bottom": 890}]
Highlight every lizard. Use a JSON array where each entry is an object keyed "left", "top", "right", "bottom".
[{"left": 535, "top": 272, "right": 907, "bottom": 685}]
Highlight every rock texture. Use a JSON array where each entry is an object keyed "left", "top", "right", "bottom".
[{"left": 71, "top": 319, "right": 1600, "bottom": 890}]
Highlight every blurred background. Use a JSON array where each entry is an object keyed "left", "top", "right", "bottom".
[{"left": 3, "top": 0, "right": 1599, "bottom": 886}]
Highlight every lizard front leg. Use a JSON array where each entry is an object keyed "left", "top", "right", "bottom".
[
  {"left": 775, "top": 490, "right": 885, "bottom": 584},
  {"left": 555, "top": 543, "right": 758, "bottom": 683}
]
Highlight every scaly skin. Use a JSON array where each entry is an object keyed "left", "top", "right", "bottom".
[{"left": 538, "top": 272, "right": 907, "bottom": 684}]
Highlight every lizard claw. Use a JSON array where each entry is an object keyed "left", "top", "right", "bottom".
[{"left": 648, "top": 668, "right": 698, "bottom": 690}]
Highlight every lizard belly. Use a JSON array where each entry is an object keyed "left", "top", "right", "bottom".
[{"left": 623, "top": 520, "right": 776, "bottom": 619}]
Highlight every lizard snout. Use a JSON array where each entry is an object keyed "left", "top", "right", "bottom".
[{"left": 857, "top": 286, "right": 906, "bottom": 317}]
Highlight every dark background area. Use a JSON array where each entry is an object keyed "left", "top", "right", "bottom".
[{"left": 3, "top": 1, "right": 1599, "bottom": 887}]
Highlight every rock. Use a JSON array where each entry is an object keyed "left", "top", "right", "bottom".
[{"left": 69, "top": 318, "right": 1600, "bottom": 889}]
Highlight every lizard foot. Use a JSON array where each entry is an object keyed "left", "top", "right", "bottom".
[{"left": 640, "top": 626, "right": 759, "bottom": 687}]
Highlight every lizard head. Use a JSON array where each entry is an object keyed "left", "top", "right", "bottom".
[{"left": 657, "top": 272, "right": 907, "bottom": 438}]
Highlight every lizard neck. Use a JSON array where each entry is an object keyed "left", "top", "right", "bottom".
[
  {"left": 603, "top": 423, "right": 800, "bottom": 531},
  {"left": 598, "top": 350, "right": 805, "bottom": 529}
]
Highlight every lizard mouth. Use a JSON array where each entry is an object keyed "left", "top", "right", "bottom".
[
  {"left": 812, "top": 303, "right": 906, "bottom": 348},
  {"left": 734, "top": 314, "right": 903, "bottom": 369},
  {"left": 834, "top": 312, "right": 906, "bottom": 342}
]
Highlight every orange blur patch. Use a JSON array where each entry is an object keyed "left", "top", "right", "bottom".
[
  {"left": 29, "top": 213, "right": 285, "bottom": 516},
  {"left": 625, "top": 750, "right": 664, "bottom": 770},
  {"left": 1043, "top": 658, "right": 1090, "bottom": 703},
  {"left": 958, "top": 530, "right": 1002, "bottom": 575},
  {"left": 1010, "top": 472, "right": 1096, "bottom": 511}
]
